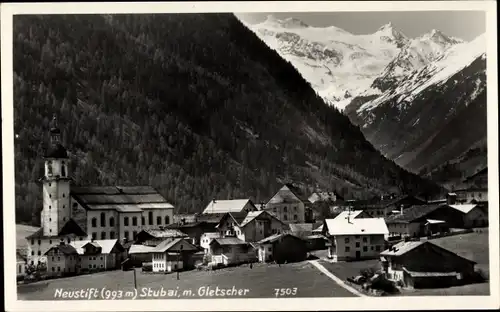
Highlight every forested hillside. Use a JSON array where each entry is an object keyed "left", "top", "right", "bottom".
[{"left": 13, "top": 14, "right": 443, "bottom": 225}]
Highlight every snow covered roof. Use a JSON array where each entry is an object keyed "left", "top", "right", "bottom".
[
  {"left": 425, "top": 219, "right": 446, "bottom": 224},
  {"left": 450, "top": 204, "right": 478, "bottom": 214},
  {"left": 202, "top": 199, "right": 254, "bottom": 214},
  {"left": 324, "top": 213, "right": 388, "bottom": 236},
  {"left": 380, "top": 240, "right": 425, "bottom": 256},
  {"left": 70, "top": 239, "right": 121, "bottom": 255},
  {"left": 128, "top": 244, "right": 157, "bottom": 254}
]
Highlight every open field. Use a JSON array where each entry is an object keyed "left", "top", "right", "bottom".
[
  {"left": 16, "top": 224, "right": 39, "bottom": 252},
  {"left": 320, "top": 230, "right": 490, "bottom": 296},
  {"left": 17, "top": 261, "right": 356, "bottom": 300}
]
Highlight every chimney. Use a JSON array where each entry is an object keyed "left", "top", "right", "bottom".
[
  {"left": 446, "top": 193, "right": 457, "bottom": 205},
  {"left": 91, "top": 236, "right": 95, "bottom": 243},
  {"left": 400, "top": 204, "right": 404, "bottom": 215}
]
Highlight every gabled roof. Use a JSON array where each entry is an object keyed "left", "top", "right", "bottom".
[
  {"left": 70, "top": 239, "right": 123, "bottom": 255},
  {"left": 463, "top": 167, "right": 487, "bottom": 182},
  {"left": 141, "top": 228, "right": 188, "bottom": 239},
  {"left": 128, "top": 244, "right": 157, "bottom": 254},
  {"left": 385, "top": 204, "right": 446, "bottom": 224},
  {"left": 202, "top": 199, "right": 255, "bottom": 214},
  {"left": 154, "top": 237, "right": 198, "bottom": 253},
  {"left": 16, "top": 251, "right": 27, "bottom": 262},
  {"left": 380, "top": 240, "right": 476, "bottom": 264},
  {"left": 239, "top": 210, "right": 285, "bottom": 228},
  {"left": 267, "top": 184, "right": 309, "bottom": 205},
  {"left": 44, "top": 243, "right": 79, "bottom": 256},
  {"left": 210, "top": 237, "right": 249, "bottom": 246},
  {"left": 324, "top": 214, "right": 389, "bottom": 236},
  {"left": 58, "top": 218, "right": 87, "bottom": 237},
  {"left": 26, "top": 218, "right": 87, "bottom": 239},
  {"left": 71, "top": 186, "right": 173, "bottom": 212},
  {"left": 257, "top": 233, "right": 303, "bottom": 244},
  {"left": 217, "top": 212, "right": 248, "bottom": 228},
  {"left": 288, "top": 223, "right": 314, "bottom": 233},
  {"left": 449, "top": 204, "right": 479, "bottom": 214}
]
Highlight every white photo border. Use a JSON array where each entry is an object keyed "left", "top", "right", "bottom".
[{"left": 2, "top": 1, "right": 499, "bottom": 311}]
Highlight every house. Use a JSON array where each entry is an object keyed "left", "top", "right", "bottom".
[
  {"left": 173, "top": 214, "right": 198, "bottom": 224},
  {"left": 26, "top": 117, "right": 175, "bottom": 266},
  {"left": 151, "top": 238, "right": 199, "bottom": 273},
  {"left": 44, "top": 241, "right": 79, "bottom": 277},
  {"left": 288, "top": 223, "right": 315, "bottom": 237},
  {"left": 323, "top": 211, "right": 389, "bottom": 261},
  {"left": 385, "top": 204, "right": 470, "bottom": 238},
  {"left": 202, "top": 199, "right": 258, "bottom": 214},
  {"left": 380, "top": 240, "right": 476, "bottom": 288},
  {"left": 208, "top": 237, "right": 257, "bottom": 266},
  {"left": 463, "top": 167, "right": 488, "bottom": 189},
  {"left": 16, "top": 251, "right": 27, "bottom": 278},
  {"left": 200, "top": 232, "right": 223, "bottom": 254},
  {"left": 26, "top": 218, "right": 88, "bottom": 266},
  {"left": 308, "top": 191, "right": 343, "bottom": 204},
  {"left": 127, "top": 244, "right": 157, "bottom": 267},
  {"left": 134, "top": 228, "right": 188, "bottom": 246},
  {"left": 70, "top": 239, "right": 126, "bottom": 273},
  {"left": 256, "top": 233, "right": 308, "bottom": 263},
  {"left": 216, "top": 210, "right": 289, "bottom": 242},
  {"left": 165, "top": 219, "right": 220, "bottom": 246},
  {"left": 453, "top": 188, "right": 488, "bottom": 204},
  {"left": 449, "top": 204, "right": 488, "bottom": 228},
  {"left": 343, "top": 195, "right": 427, "bottom": 218},
  {"left": 264, "top": 184, "right": 309, "bottom": 223}
]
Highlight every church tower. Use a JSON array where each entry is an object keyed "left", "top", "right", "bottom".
[{"left": 41, "top": 115, "right": 71, "bottom": 237}]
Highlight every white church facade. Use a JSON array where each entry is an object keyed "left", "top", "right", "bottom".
[{"left": 26, "top": 116, "right": 175, "bottom": 266}]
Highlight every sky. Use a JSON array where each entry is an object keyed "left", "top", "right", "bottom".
[{"left": 235, "top": 11, "right": 486, "bottom": 41}]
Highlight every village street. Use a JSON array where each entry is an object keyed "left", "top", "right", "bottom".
[{"left": 17, "top": 260, "right": 357, "bottom": 300}]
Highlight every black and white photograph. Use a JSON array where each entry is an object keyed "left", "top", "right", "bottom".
[{"left": 2, "top": 1, "right": 498, "bottom": 311}]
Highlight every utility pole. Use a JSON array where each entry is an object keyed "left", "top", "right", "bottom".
[
  {"left": 133, "top": 267, "right": 137, "bottom": 289},
  {"left": 177, "top": 244, "right": 184, "bottom": 280}
]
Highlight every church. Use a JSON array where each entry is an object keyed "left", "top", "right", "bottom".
[{"left": 25, "top": 116, "right": 175, "bottom": 266}]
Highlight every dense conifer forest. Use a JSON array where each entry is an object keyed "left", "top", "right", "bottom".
[{"left": 13, "top": 14, "right": 443, "bottom": 225}]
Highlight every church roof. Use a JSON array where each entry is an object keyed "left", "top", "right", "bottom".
[
  {"left": 71, "top": 186, "right": 174, "bottom": 212},
  {"left": 44, "top": 143, "right": 68, "bottom": 158}
]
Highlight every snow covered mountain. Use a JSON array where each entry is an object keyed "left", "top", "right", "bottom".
[
  {"left": 242, "top": 15, "right": 487, "bottom": 183},
  {"left": 345, "top": 34, "right": 486, "bottom": 177}
]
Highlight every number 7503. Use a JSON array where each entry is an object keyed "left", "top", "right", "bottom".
[{"left": 274, "top": 288, "right": 298, "bottom": 297}]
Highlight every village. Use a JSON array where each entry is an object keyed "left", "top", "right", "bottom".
[{"left": 16, "top": 117, "right": 490, "bottom": 298}]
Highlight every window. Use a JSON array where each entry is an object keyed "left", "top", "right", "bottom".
[
  {"left": 57, "top": 257, "right": 60, "bottom": 261},
  {"left": 49, "top": 205, "right": 51, "bottom": 209},
  {"left": 92, "top": 232, "right": 97, "bottom": 240},
  {"left": 52, "top": 267, "right": 55, "bottom": 272},
  {"left": 284, "top": 206, "right": 288, "bottom": 213},
  {"left": 293, "top": 215, "right": 298, "bottom": 221},
  {"left": 355, "top": 235, "right": 360, "bottom": 239},
  {"left": 101, "top": 232, "right": 106, "bottom": 239},
  {"left": 50, "top": 194, "right": 52, "bottom": 198},
  {"left": 110, "top": 231, "right": 115, "bottom": 239},
  {"left": 31, "top": 239, "right": 34, "bottom": 245},
  {"left": 63, "top": 217, "right": 66, "bottom": 222},
  {"left": 371, "top": 246, "right": 374, "bottom": 251},
  {"left": 362, "top": 237, "right": 367, "bottom": 243},
  {"left": 133, "top": 231, "right": 137, "bottom": 239},
  {"left": 363, "top": 246, "right": 368, "bottom": 252},
  {"left": 49, "top": 239, "right": 52, "bottom": 244},
  {"left": 284, "top": 215, "right": 288, "bottom": 221},
  {"left": 38, "top": 240, "right": 41, "bottom": 245},
  {"left": 375, "top": 245, "right": 381, "bottom": 252},
  {"left": 345, "top": 237, "right": 350, "bottom": 243},
  {"left": 268, "top": 247, "right": 272, "bottom": 252},
  {"left": 89, "top": 264, "right": 92, "bottom": 269},
  {"left": 148, "top": 212, "right": 153, "bottom": 225},
  {"left": 142, "top": 217, "right": 146, "bottom": 225},
  {"left": 109, "top": 217, "right": 115, "bottom": 227},
  {"left": 38, "top": 251, "right": 41, "bottom": 256},
  {"left": 355, "top": 242, "right": 360, "bottom": 248},
  {"left": 61, "top": 164, "right": 66, "bottom": 177},
  {"left": 100, "top": 257, "right": 103, "bottom": 260},
  {"left": 91, "top": 218, "right": 97, "bottom": 228},
  {"left": 165, "top": 216, "right": 170, "bottom": 224},
  {"left": 52, "top": 256, "right": 54, "bottom": 261},
  {"left": 124, "top": 231, "right": 129, "bottom": 240},
  {"left": 345, "top": 246, "right": 350, "bottom": 252},
  {"left": 31, "top": 251, "right": 34, "bottom": 256},
  {"left": 50, "top": 229, "right": 52, "bottom": 233},
  {"left": 63, "top": 193, "right": 65, "bottom": 198},
  {"left": 101, "top": 264, "right": 104, "bottom": 268},
  {"left": 47, "top": 161, "right": 53, "bottom": 176},
  {"left": 100, "top": 212, "right": 106, "bottom": 227},
  {"left": 124, "top": 217, "right": 129, "bottom": 226},
  {"left": 93, "top": 264, "right": 96, "bottom": 269},
  {"left": 157, "top": 217, "right": 161, "bottom": 225},
  {"left": 132, "top": 217, "right": 137, "bottom": 226}
]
